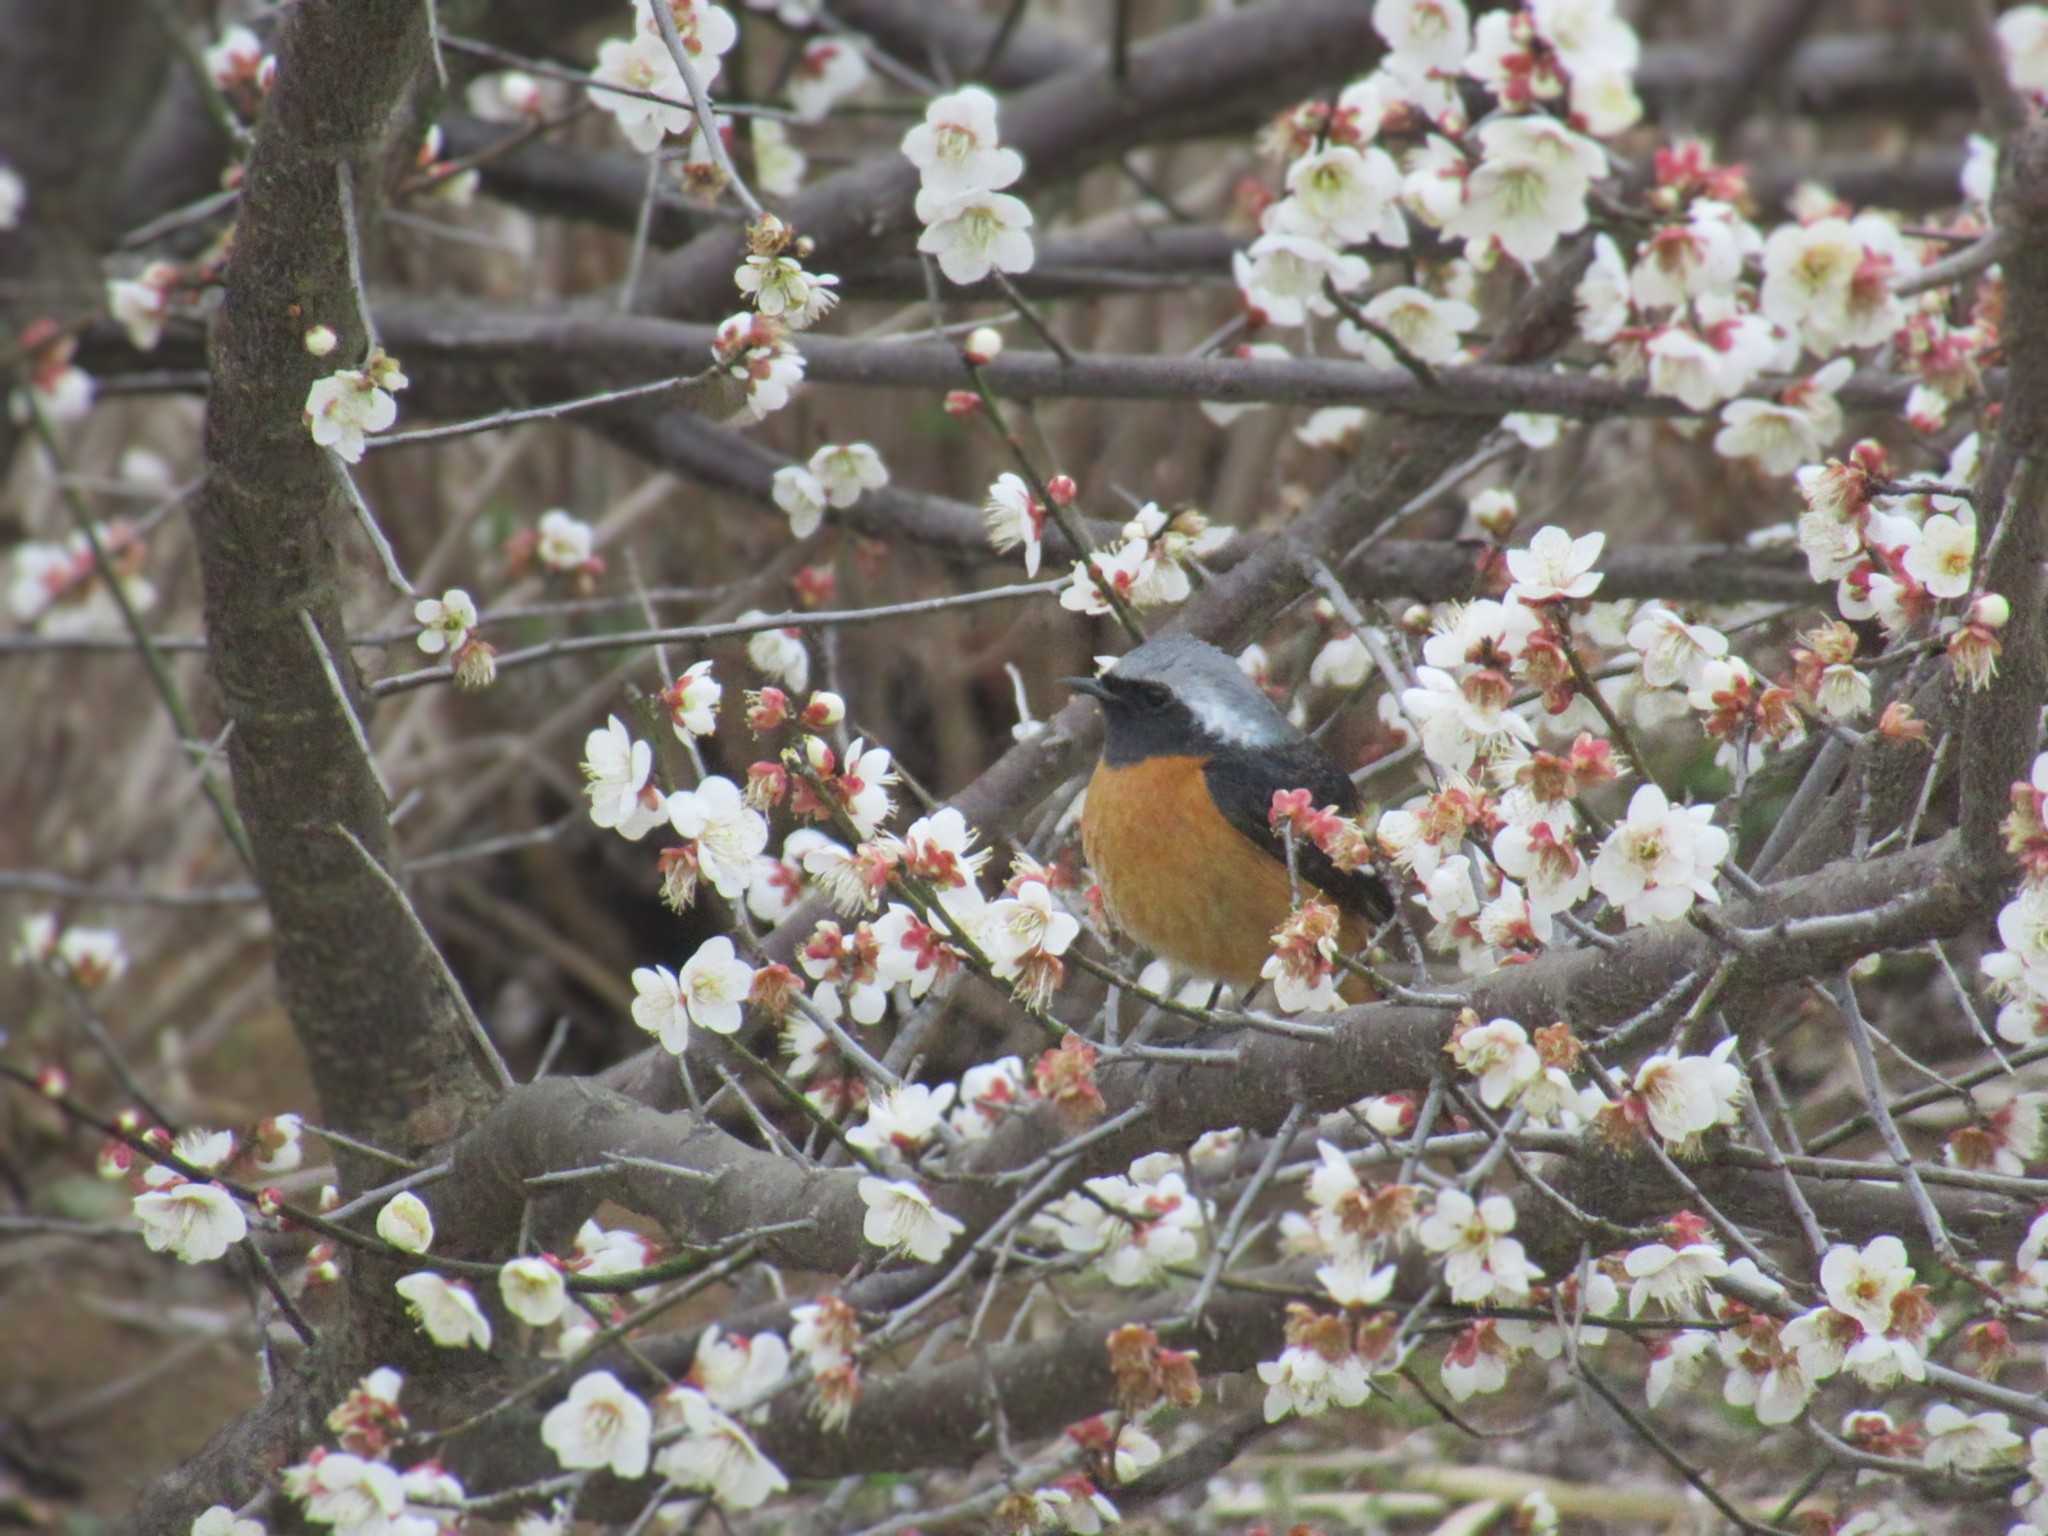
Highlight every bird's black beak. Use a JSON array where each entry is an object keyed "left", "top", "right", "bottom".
[{"left": 1062, "top": 675, "right": 1113, "bottom": 703}]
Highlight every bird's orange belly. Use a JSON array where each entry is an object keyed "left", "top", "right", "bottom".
[{"left": 1082, "top": 754, "right": 1329, "bottom": 990}]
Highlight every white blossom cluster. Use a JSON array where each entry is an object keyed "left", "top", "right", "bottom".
[{"left": 902, "top": 86, "right": 1035, "bottom": 285}]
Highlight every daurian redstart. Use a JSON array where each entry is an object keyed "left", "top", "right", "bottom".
[{"left": 1067, "top": 633, "right": 1394, "bottom": 994}]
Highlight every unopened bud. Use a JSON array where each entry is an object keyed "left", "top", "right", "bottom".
[
  {"left": 1971, "top": 592, "right": 2012, "bottom": 630},
  {"left": 1400, "top": 603, "right": 1433, "bottom": 634},
  {"left": 964, "top": 326, "right": 1004, "bottom": 366},
  {"left": 943, "top": 389, "right": 982, "bottom": 417},
  {"left": 1045, "top": 474, "right": 1077, "bottom": 506},
  {"left": 36, "top": 1066, "right": 67, "bottom": 1099},
  {"left": 1471, "top": 487, "right": 1519, "bottom": 540},
  {"left": 802, "top": 734, "right": 836, "bottom": 775},
  {"left": 318, "top": 1184, "right": 342, "bottom": 1213},
  {"left": 801, "top": 690, "right": 845, "bottom": 728},
  {"left": 304, "top": 324, "right": 338, "bottom": 357},
  {"left": 258, "top": 1187, "right": 286, "bottom": 1218}
]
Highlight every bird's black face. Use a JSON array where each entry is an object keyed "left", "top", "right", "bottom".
[{"left": 1067, "top": 673, "right": 1208, "bottom": 765}]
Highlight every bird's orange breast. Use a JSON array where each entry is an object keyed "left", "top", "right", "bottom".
[{"left": 1081, "top": 754, "right": 1373, "bottom": 993}]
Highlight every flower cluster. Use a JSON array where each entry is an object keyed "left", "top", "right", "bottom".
[
  {"left": 903, "top": 86, "right": 1035, "bottom": 285},
  {"left": 1034, "top": 1151, "right": 1206, "bottom": 1288},
  {"left": 772, "top": 441, "right": 889, "bottom": 538},
  {"left": 1057, "top": 501, "right": 1229, "bottom": 616},
  {"left": 304, "top": 350, "right": 407, "bottom": 463},
  {"left": 1980, "top": 751, "right": 2048, "bottom": 1050},
  {"left": 587, "top": 0, "right": 738, "bottom": 154}
]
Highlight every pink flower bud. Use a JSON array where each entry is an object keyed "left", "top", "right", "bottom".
[
  {"left": 1045, "top": 474, "right": 1077, "bottom": 506},
  {"left": 943, "top": 389, "right": 981, "bottom": 417}
]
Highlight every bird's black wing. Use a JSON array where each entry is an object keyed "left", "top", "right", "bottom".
[{"left": 1203, "top": 738, "right": 1395, "bottom": 924}]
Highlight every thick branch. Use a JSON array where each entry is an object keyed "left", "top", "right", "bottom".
[
  {"left": 372, "top": 296, "right": 1929, "bottom": 422},
  {"left": 1964, "top": 121, "right": 2048, "bottom": 866}
]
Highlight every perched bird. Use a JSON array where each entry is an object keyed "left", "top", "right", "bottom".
[{"left": 1066, "top": 633, "right": 1394, "bottom": 995}]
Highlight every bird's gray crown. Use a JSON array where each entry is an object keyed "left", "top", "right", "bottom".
[{"left": 1109, "top": 633, "right": 1296, "bottom": 749}]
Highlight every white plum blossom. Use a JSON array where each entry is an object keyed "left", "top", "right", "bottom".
[
  {"left": 1923, "top": 1403, "right": 2022, "bottom": 1472},
  {"left": 667, "top": 776, "right": 769, "bottom": 899},
  {"left": 2004, "top": 5, "right": 2048, "bottom": 92},
  {"left": 1375, "top": 0, "right": 1471, "bottom": 73},
  {"left": 679, "top": 935, "right": 756, "bottom": 1034},
  {"left": 743, "top": 613, "right": 811, "bottom": 692},
  {"left": 734, "top": 254, "right": 839, "bottom": 325},
  {"left": 589, "top": 33, "right": 693, "bottom": 153},
  {"left": 1258, "top": 1339, "right": 1371, "bottom": 1422},
  {"left": 808, "top": 442, "right": 889, "bottom": 507},
  {"left": 1401, "top": 664, "right": 1537, "bottom": 774},
  {"left": 772, "top": 464, "right": 829, "bottom": 538},
  {"left": 1629, "top": 203, "right": 1750, "bottom": 309},
  {"left": 751, "top": 119, "right": 805, "bottom": 196},
  {"left": 500, "top": 1256, "right": 569, "bottom": 1326},
  {"left": 1628, "top": 603, "right": 1729, "bottom": 689},
  {"left": 1624, "top": 1239, "right": 1728, "bottom": 1317},
  {"left": 1530, "top": 0, "right": 1640, "bottom": 76},
  {"left": 1340, "top": 286, "right": 1477, "bottom": 366},
  {"left": 858, "top": 1176, "right": 964, "bottom": 1262},
  {"left": 914, "top": 187, "right": 1035, "bottom": 285},
  {"left": 376, "top": 1192, "right": 435, "bottom": 1254},
  {"left": 304, "top": 369, "right": 397, "bottom": 463},
  {"left": 983, "top": 471, "right": 1046, "bottom": 576},
  {"left": 1491, "top": 819, "right": 1590, "bottom": 915},
  {"left": 1505, "top": 526, "right": 1604, "bottom": 603},
  {"left": 1276, "top": 143, "right": 1408, "bottom": 247},
  {"left": 632, "top": 964, "right": 691, "bottom": 1053},
  {"left": 282, "top": 1452, "right": 408, "bottom": 1532},
  {"left": 1416, "top": 1189, "right": 1537, "bottom": 1303},
  {"left": 1233, "top": 232, "right": 1369, "bottom": 326},
  {"left": 1309, "top": 632, "right": 1371, "bottom": 690},
  {"left": 414, "top": 588, "right": 477, "bottom": 656},
  {"left": 1759, "top": 216, "right": 1904, "bottom": 353},
  {"left": 1449, "top": 1017, "right": 1541, "bottom": 1109},
  {"left": 1447, "top": 116, "right": 1602, "bottom": 265},
  {"left": 1440, "top": 1320, "right": 1517, "bottom": 1402},
  {"left": 655, "top": 1387, "right": 791, "bottom": 1510},
  {"left": 1902, "top": 511, "right": 1976, "bottom": 599},
  {"left": 669, "top": 659, "right": 721, "bottom": 738},
  {"left": 394, "top": 1272, "right": 492, "bottom": 1350},
  {"left": 1317, "top": 1254, "right": 1398, "bottom": 1308},
  {"left": 712, "top": 313, "right": 805, "bottom": 420},
  {"left": 1632, "top": 1039, "right": 1746, "bottom": 1145},
  {"left": 541, "top": 1371, "right": 652, "bottom": 1479},
  {"left": 845, "top": 1082, "right": 958, "bottom": 1157},
  {"left": 133, "top": 1181, "right": 247, "bottom": 1263},
  {"left": 1645, "top": 326, "right": 1743, "bottom": 413},
  {"left": 691, "top": 1325, "right": 790, "bottom": 1410},
  {"left": 1588, "top": 784, "right": 1728, "bottom": 926},
  {"left": 1820, "top": 1235, "right": 1914, "bottom": 1334},
  {"left": 190, "top": 1507, "right": 265, "bottom": 1536},
  {"left": 789, "top": 36, "right": 870, "bottom": 122},
  {"left": 109, "top": 271, "right": 172, "bottom": 352},
  {"left": 1713, "top": 359, "right": 1853, "bottom": 476},
  {"left": 951, "top": 1055, "right": 1027, "bottom": 1140},
  {"left": 1646, "top": 1330, "right": 1714, "bottom": 1407},
  {"left": 900, "top": 86, "right": 1021, "bottom": 197},
  {"left": 583, "top": 715, "right": 665, "bottom": 840},
  {"left": 535, "top": 509, "right": 596, "bottom": 572}
]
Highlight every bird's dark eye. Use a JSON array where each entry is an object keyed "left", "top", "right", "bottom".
[{"left": 1132, "top": 681, "right": 1173, "bottom": 712}]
